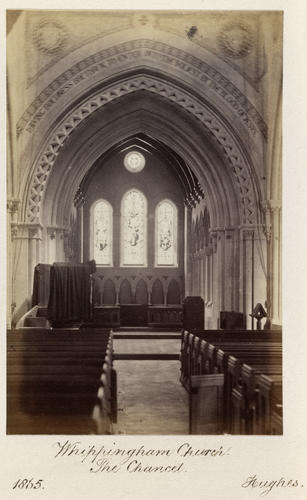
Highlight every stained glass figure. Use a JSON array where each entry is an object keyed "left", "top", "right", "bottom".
[
  {"left": 91, "top": 200, "right": 113, "bottom": 266},
  {"left": 121, "top": 189, "right": 147, "bottom": 266},
  {"left": 156, "top": 200, "right": 178, "bottom": 266}
]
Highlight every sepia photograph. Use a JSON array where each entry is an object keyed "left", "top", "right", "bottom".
[{"left": 6, "top": 9, "right": 283, "bottom": 437}]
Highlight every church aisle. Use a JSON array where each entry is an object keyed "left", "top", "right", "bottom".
[{"left": 113, "top": 336, "right": 188, "bottom": 434}]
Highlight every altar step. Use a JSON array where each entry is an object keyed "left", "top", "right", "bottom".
[
  {"left": 114, "top": 353, "right": 179, "bottom": 360},
  {"left": 113, "top": 332, "right": 181, "bottom": 339},
  {"left": 113, "top": 326, "right": 181, "bottom": 340}
]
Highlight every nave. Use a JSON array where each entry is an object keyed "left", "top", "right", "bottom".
[
  {"left": 113, "top": 330, "right": 188, "bottom": 435},
  {"left": 7, "top": 324, "right": 282, "bottom": 436}
]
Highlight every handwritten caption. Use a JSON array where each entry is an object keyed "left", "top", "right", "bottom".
[
  {"left": 53, "top": 440, "right": 231, "bottom": 474},
  {"left": 241, "top": 475, "right": 304, "bottom": 497}
]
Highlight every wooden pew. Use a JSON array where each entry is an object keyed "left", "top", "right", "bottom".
[
  {"left": 181, "top": 329, "right": 282, "bottom": 435},
  {"left": 180, "top": 329, "right": 281, "bottom": 389},
  {"left": 7, "top": 328, "right": 116, "bottom": 434}
]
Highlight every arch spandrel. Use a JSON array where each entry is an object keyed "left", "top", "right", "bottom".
[
  {"left": 18, "top": 32, "right": 265, "bottom": 139},
  {"left": 16, "top": 37, "right": 266, "bottom": 207}
]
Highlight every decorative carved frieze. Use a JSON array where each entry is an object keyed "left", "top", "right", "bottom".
[
  {"left": 17, "top": 39, "right": 266, "bottom": 138},
  {"left": 11, "top": 223, "right": 43, "bottom": 240}
]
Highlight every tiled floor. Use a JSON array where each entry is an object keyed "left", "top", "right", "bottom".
[
  {"left": 113, "top": 335, "right": 189, "bottom": 434},
  {"left": 114, "top": 338, "right": 181, "bottom": 354}
]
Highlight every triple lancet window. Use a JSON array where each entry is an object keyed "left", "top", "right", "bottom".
[{"left": 91, "top": 190, "right": 178, "bottom": 267}]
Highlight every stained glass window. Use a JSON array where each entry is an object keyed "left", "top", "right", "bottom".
[
  {"left": 155, "top": 200, "right": 178, "bottom": 267},
  {"left": 91, "top": 200, "right": 113, "bottom": 266},
  {"left": 121, "top": 189, "right": 147, "bottom": 266}
]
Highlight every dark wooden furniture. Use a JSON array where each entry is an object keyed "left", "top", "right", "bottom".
[
  {"left": 7, "top": 328, "right": 116, "bottom": 434},
  {"left": 180, "top": 328, "right": 282, "bottom": 435}
]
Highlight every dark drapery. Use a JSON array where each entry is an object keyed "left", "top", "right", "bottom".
[
  {"left": 32, "top": 264, "right": 51, "bottom": 307},
  {"left": 47, "top": 261, "right": 96, "bottom": 322}
]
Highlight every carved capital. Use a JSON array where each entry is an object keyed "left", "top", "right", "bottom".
[
  {"left": 262, "top": 200, "right": 281, "bottom": 214},
  {"left": 224, "top": 227, "right": 235, "bottom": 240},
  {"left": 239, "top": 226, "right": 256, "bottom": 241},
  {"left": 11, "top": 225, "right": 19, "bottom": 239},
  {"left": 47, "top": 225, "right": 66, "bottom": 240},
  {"left": 7, "top": 199, "right": 20, "bottom": 214},
  {"left": 28, "top": 225, "right": 42, "bottom": 240},
  {"left": 11, "top": 222, "right": 43, "bottom": 240}
]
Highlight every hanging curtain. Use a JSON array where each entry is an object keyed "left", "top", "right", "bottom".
[
  {"left": 32, "top": 263, "right": 51, "bottom": 307},
  {"left": 47, "top": 261, "right": 96, "bottom": 323}
]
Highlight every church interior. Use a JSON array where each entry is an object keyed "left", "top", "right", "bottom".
[{"left": 6, "top": 10, "right": 282, "bottom": 435}]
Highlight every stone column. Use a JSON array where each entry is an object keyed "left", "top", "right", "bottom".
[
  {"left": 184, "top": 206, "right": 193, "bottom": 296},
  {"left": 10, "top": 222, "right": 43, "bottom": 326},
  {"left": 46, "top": 228, "right": 57, "bottom": 264},
  {"left": 74, "top": 187, "right": 85, "bottom": 262},
  {"left": 204, "top": 248, "right": 211, "bottom": 305},
  {"left": 239, "top": 226, "right": 266, "bottom": 329},
  {"left": 213, "top": 228, "right": 225, "bottom": 315},
  {"left": 239, "top": 228, "right": 254, "bottom": 329},
  {"left": 7, "top": 199, "right": 20, "bottom": 327},
  {"left": 263, "top": 201, "right": 282, "bottom": 327},
  {"left": 209, "top": 230, "right": 218, "bottom": 328},
  {"left": 224, "top": 228, "right": 235, "bottom": 311},
  {"left": 28, "top": 225, "right": 43, "bottom": 295}
]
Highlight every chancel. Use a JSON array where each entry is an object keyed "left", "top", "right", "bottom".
[{"left": 6, "top": 10, "right": 282, "bottom": 435}]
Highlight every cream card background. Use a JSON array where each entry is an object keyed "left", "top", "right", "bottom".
[{"left": 1, "top": 1, "right": 306, "bottom": 499}]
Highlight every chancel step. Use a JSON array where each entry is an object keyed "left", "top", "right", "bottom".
[
  {"left": 114, "top": 333, "right": 181, "bottom": 339},
  {"left": 114, "top": 353, "right": 179, "bottom": 360}
]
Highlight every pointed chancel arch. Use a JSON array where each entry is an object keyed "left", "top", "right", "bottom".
[{"left": 7, "top": 14, "right": 282, "bottom": 329}]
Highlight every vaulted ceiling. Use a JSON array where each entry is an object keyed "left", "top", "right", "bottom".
[{"left": 78, "top": 133, "right": 205, "bottom": 208}]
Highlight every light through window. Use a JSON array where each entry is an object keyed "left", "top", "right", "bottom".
[
  {"left": 155, "top": 200, "right": 178, "bottom": 267},
  {"left": 91, "top": 200, "right": 113, "bottom": 266},
  {"left": 121, "top": 189, "right": 147, "bottom": 266}
]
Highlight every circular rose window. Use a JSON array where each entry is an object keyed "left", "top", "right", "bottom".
[{"left": 123, "top": 151, "right": 146, "bottom": 173}]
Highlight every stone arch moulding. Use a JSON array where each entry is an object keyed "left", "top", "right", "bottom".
[
  {"left": 24, "top": 74, "right": 262, "bottom": 227},
  {"left": 49, "top": 105, "right": 236, "bottom": 232}
]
